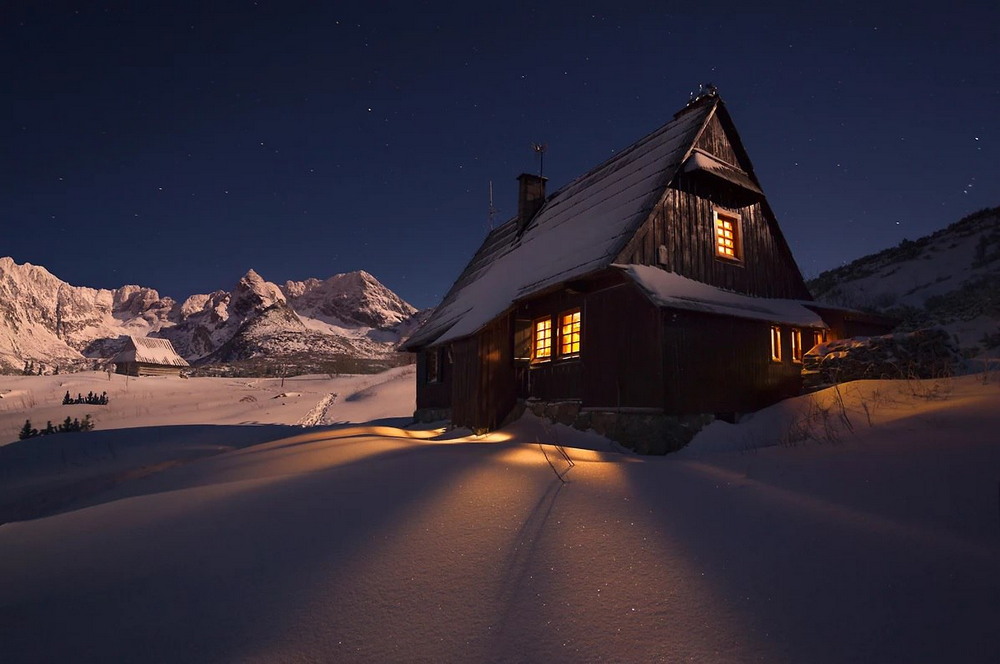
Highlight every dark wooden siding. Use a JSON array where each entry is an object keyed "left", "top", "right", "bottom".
[
  {"left": 807, "top": 306, "right": 897, "bottom": 340},
  {"left": 449, "top": 313, "right": 516, "bottom": 430},
  {"left": 694, "top": 113, "right": 746, "bottom": 170},
  {"left": 661, "top": 310, "right": 802, "bottom": 415},
  {"left": 582, "top": 283, "right": 663, "bottom": 409},
  {"left": 514, "top": 279, "right": 663, "bottom": 409},
  {"left": 617, "top": 181, "right": 811, "bottom": 300}
]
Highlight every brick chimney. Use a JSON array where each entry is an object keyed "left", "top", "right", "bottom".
[{"left": 517, "top": 173, "right": 547, "bottom": 230}]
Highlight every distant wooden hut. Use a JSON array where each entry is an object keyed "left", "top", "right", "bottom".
[
  {"left": 113, "top": 336, "right": 189, "bottom": 377},
  {"left": 400, "top": 87, "right": 894, "bottom": 452}
]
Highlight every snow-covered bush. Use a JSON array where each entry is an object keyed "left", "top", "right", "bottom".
[{"left": 804, "top": 329, "right": 961, "bottom": 387}]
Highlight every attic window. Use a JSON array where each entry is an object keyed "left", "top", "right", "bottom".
[
  {"left": 532, "top": 317, "right": 553, "bottom": 363},
  {"left": 713, "top": 209, "right": 742, "bottom": 261},
  {"left": 558, "top": 309, "right": 581, "bottom": 357},
  {"left": 791, "top": 328, "right": 803, "bottom": 363},
  {"left": 770, "top": 326, "right": 782, "bottom": 362}
]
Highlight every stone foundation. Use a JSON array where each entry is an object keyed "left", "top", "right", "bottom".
[
  {"left": 522, "top": 399, "right": 713, "bottom": 455},
  {"left": 413, "top": 407, "right": 452, "bottom": 423}
]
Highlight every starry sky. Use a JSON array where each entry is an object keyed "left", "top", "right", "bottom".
[{"left": 3, "top": 1, "right": 998, "bottom": 309}]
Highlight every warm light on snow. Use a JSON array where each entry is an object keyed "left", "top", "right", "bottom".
[{"left": 1, "top": 369, "right": 999, "bottom": 662}]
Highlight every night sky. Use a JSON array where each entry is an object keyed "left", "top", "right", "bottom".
[{"left": 3, "top": 2, "right": 998, "bottom": 310}]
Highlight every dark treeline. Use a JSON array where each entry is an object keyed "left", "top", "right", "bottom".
[{"left": 19, "top": 415, "right": 95, "bottom": 440}]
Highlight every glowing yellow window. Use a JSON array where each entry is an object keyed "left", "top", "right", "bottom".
[
  {"left": 791, "top": 328, "right": 803, "bottom": 363},
  {"left": 559, "top": 310, "right": 581, "bottom": 357},
  {"left": 770, "top": 325, "right": 782, "bottom": 362},
  {"left": 714, "top": 210, "right": 741, "bottom": 260},
  {"left": 813, "top": 330, "right": 828, "bottom": 348},
  {"left": 532, "top": 317, "right": 552, "bottom": 362}
]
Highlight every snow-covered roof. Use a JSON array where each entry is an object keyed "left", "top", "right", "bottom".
[
  {"left": 618, "top": 264, "right": 828, "bottom": 328},
  {"left": 114, "top": 336, "right": 190, "bottom": 367},
  {"left": 404, "top": 98, "right": 716, "bottom": 350},
  {"left": 682, "top": 149, "right": 762, "bottom": 194}
]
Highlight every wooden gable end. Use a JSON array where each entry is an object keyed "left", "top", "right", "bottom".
[
  {"left": 615, "top": 103, "right": 812, "bottom": 300},
  {"left": 693, "top": 113, "right": 751, "bottom": 172}
]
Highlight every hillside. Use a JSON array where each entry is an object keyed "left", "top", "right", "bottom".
[{"left": 808, "top": 206, "right": 1000, "bottom": 355}]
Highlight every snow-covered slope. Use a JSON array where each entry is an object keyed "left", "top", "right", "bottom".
[
  {"left": 0, "top": 369, "right": 997, "bottom": 662},
  {"left": 0, "top": 258, "right": 419, "bottom": 373},
  {"left": 808, "top": 206, "right": 1000, "bottom": 354}
]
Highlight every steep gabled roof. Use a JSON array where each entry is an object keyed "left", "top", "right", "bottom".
[
  {"left": 114, "top": 335, "right": 189, "bottom": 367},
  {"left": 404, "top": 95, "right": 718, "bottom": 350}
]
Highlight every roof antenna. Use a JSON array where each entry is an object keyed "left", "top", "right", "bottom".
[
  {"left": 487, "top": 180, "right": 498, "bottom": 230},
  {"left": 531, "top": 142, "right": 547, "bottom": 177}
]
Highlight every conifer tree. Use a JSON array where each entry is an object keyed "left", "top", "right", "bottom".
[
  {"left": 43, "top": 421, "right": 55, "bottom": 435},
  {"left": 19, "top": 419, "right": 34, "bottom": 440},
  {"left": 63, "top": 391, "right": 71, "bottom": 405}
]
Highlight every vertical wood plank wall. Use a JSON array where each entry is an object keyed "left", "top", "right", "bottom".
[
  {"left": 582, "top": 284, "right": 663, "bottom": 409},
  {"left": 450, "top": 314, "right": 515, "bottom": 430},
  {"left": 661, "top": 310, "right": 803, "bottom": 414},
  {"left": 618, "top": 183, "right": 810, "bottom": 299}
]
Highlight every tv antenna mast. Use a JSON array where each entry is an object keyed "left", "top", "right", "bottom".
[
  {"left": 531, "top": 142, "right": 547, "bottom": 177},
  {"left": 487, "top": 180, "right": 499, "bottom": 230}
]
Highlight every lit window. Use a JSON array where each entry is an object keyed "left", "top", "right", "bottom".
[
  {"left": 714, "top": 210, "right": 741, "bottom": 260},
  {"left": 791, "top": 328, "right": 803, "bottom": 363},
  {"left": 770, "top": 326, "right": 782, "bottom": 362},
  {"left": 532, "top": 317, "right": 552, "bottom": 362},
  {"left": 559, "top": 310, "right": 581, "bottom": 357},
  {"left": 812, "top": 330, "right": 828, "bottom": 348}
]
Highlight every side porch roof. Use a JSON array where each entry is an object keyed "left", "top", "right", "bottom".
[{"left": 616, "top": 264, "right": 828, "bottom": 328}]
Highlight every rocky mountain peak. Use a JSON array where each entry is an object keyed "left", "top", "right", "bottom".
[
  {"left": 0, "top": 257, "right": 418, "bottom": 374},
  {"left": 282, "top": 270, "right": 417, "bottom": 330}
]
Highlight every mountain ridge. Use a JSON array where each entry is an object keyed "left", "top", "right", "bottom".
[
  {"left": 807, "top": 206, "right": 1000, "bottom": 355},
  {"left": 0, "top": 257, "right": 418, "bottom": 374}
]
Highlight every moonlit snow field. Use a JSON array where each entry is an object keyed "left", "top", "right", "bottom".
[{"left": 1, "top": 368, "right": 998, "bottom": 662}]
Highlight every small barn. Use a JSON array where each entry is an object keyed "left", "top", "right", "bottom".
[
  {"left": 401, "top": 87, "right": 893, "bottom": 452},
  {"left": 113, "top": 336, "right": 190, "bottom": 377}
]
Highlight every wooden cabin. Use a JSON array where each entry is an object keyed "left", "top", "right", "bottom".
[
  {"left": 401, "top": 87, "right": 892, "bottom": 452},
  {"left": 113, "top": 335, "right": 190, "bottom": 377}
]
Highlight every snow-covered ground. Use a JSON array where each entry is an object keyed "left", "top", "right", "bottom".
[{"left": 1, "top": 369, "right": 998, "bottom": 662}]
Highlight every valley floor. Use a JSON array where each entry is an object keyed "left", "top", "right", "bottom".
[{"left": 1, "top": 370, "right": 998, "bottom": 662}]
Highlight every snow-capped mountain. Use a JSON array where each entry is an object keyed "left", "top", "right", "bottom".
[
  {"left": 808, "top": 206, "right": 1000, "bottom": 355},
  {"left": 0, "top": 257, "right": 419, "bottom": 374}
]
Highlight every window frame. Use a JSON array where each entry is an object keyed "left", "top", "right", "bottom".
[
  {"left": 812, "top": 329, "right": 828, "bottom": 349},
  {"left": 557, "top": 308, "right": 582, "bottom": 359},
  {"left": 713, "top": 208, "right": 743, "bottom": 262},
  {"left": 791, "top": 328, "right": 803, "bottom": 364},
  {"left": 770, "top": 325, "right": 783, "bottom": 363},
  {"left": 425, "top": 348, "right": 441, "bottom": 383},
  {"left": 531, "top": 316, "right": 553, "bottom": 363}
]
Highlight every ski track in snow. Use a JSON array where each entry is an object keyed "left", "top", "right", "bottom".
[
  {"left": 298, "top": 369, "right": 414, "bottom": 426},
  {"left": 296, "top": 393, "right": 338, "bottom": 427}
]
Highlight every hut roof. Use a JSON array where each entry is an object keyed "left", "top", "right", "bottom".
[
  {"left": 403, "top": 95, "right": 720, "bottom": 351},
  {"left": 114, "top": 336, "right": 190, "bottom": 367}
]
